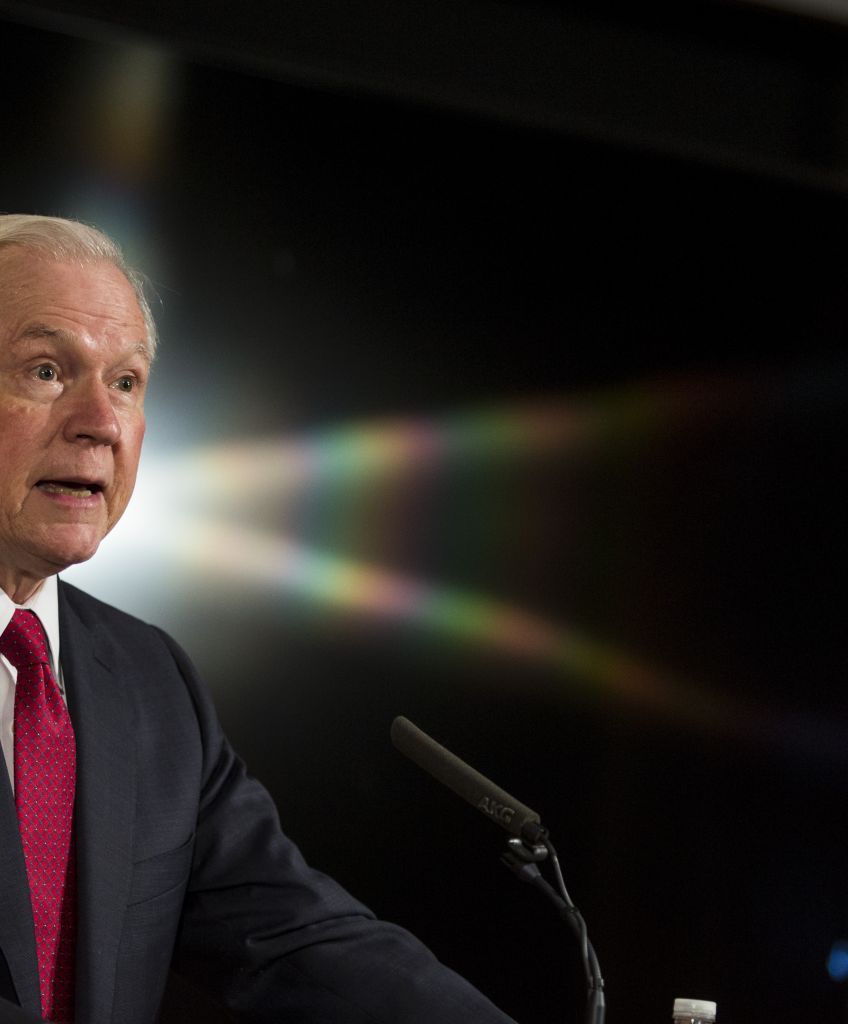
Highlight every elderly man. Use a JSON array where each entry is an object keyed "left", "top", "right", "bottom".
[{"left": 0, "top": 215, "right": 516, "bottom": 1024}]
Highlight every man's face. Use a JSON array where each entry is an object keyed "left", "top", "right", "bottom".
[{"left": 0, "top": 250, "right": 149, "bottom": 598}]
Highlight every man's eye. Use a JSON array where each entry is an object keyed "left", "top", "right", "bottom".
[
  {"left": 115, "top": 376, "right": 135, "bottom": 392},
  {"left": 35, "top": 365, "right": 57, "bottom": 381}
]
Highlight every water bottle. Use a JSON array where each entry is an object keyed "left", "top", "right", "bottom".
[{"left": 672, "top": 997, "right": 716, "bottom": 1024}]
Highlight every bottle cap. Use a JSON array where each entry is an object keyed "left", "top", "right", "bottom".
[{"left": 673, "top": 998, "right": 716, "bottom": 1020}]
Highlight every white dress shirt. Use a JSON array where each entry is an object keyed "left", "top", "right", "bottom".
[{"left": 0, "top": 575, "right": 64, "bottom": 790}]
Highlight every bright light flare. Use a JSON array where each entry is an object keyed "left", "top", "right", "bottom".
[{"left": 65, "top": 376, "right": 848, "bottom": 764}]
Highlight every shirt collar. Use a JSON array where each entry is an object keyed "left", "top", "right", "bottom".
[{"left": 0, "top": 575, "right": 61, "bottom": 675}]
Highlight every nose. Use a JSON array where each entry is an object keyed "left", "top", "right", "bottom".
[{"left": 61, "top": 378, "right": 122, "bottom": 446}]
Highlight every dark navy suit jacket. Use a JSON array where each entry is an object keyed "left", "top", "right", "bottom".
[{"left": 0, "top": 582, "right": 515, "bottom": 1024}]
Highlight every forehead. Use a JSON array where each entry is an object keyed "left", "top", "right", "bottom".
[{"left": 0, "top": 249, "right": 148, "bottom": 354}]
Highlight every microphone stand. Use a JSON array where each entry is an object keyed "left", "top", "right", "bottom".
[{"left": 501, "top": 826, "right": 605, "bottom": 1024}]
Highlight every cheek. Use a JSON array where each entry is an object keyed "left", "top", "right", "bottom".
[
  {"left": 117, "top": 417, "right": 145, "bottom": 477},
  {"left": 109, "top": 430, "right": 145, "bottom": 511},
  {"left": 0, "top": 410, "right": 36, "bottom": 460},
  {"left": 0, "top": 438, "right": 30, "bottom": 495}
]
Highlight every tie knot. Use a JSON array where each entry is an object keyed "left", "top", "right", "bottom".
[{"left": 0, "top": 609, "right": 51, "bottom": 670}]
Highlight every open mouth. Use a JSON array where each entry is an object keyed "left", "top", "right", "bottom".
[{"left": 37, "top": 480, "right": 103, "bottom": 498}]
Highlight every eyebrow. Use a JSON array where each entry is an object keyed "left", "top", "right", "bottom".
[
  {"left": 16, "top": 323, "right": 151, "bottom": 361},
  {"left": 17, "top": 324, "right": 66, "bottom": 344}
]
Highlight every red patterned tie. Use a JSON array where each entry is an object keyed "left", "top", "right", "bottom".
[{"left": 1, "top": 610, "right": 76, "bottom": 1023}]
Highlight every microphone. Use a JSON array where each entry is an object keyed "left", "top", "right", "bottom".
[
  {"left": 391, "top": 715, "right": 606, "bottom": 1024},
  {"left": 390, "top": 715, "right": 546, "bottom": 844}
]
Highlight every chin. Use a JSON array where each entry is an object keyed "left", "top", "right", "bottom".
[{"left": 34, "top": 528, "right": 107, "bottom": 574}]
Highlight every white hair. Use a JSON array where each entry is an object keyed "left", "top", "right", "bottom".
[{"left": 0, "top": 213, "right": 158, "bottom": 356}]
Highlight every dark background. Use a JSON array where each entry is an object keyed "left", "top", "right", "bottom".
[{"left": 1, "top": 2, "right": 846, "bottom": 1021}]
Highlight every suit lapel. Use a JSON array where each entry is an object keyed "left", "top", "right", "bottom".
[
  {"left": 0, "top": 763, "right": 40, "bottom": 1013},
  {"left": 59, "top": 584, "right": 137, "bottom": 1024}
]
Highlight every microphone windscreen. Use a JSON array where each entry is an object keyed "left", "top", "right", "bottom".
[{"left": 391, "top": 716, "right": 542, "bottom": 839}]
